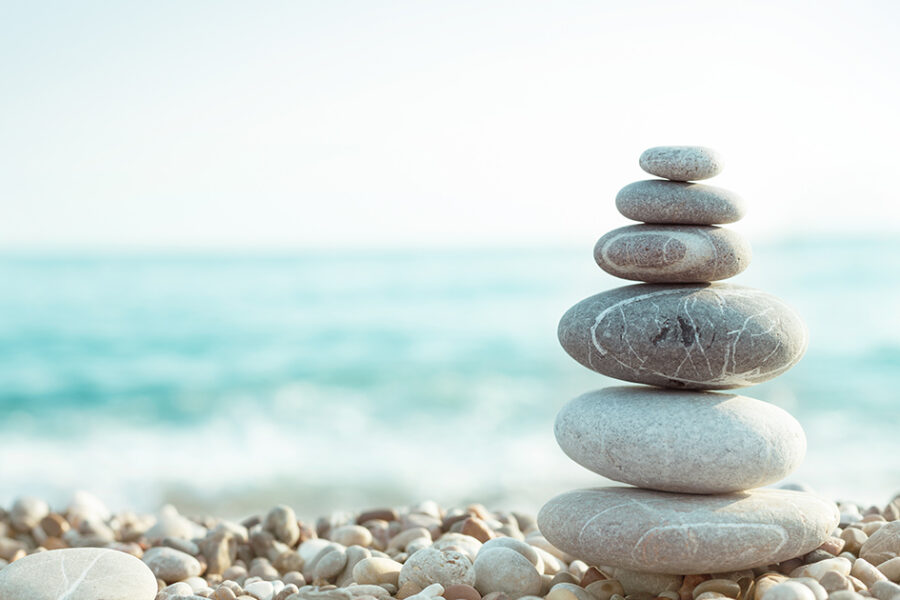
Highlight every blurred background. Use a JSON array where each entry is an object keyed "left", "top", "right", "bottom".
[{"left": 1, "top": 1, "right": 898, "bottom": 519}]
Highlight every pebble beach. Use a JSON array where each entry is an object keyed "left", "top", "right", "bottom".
[{"left": 2, "top": 492, "right": 900, "bottom": 600}]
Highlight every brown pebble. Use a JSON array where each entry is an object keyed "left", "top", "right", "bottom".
[
  {"left": 39, "top": 514, "right": 70, "bottom": 538},
  {"left": 358, "top": 509, "right": 399, "bottom": 524},
  {"left": 461, "top": 517, "right": 495, "bottom": 543},
  {"left": 443, "top": 583, "right": 482, "bottom": 600},
  {"left": 443, "top": 514, "right": 470, "bottom": 532},
  {"left": 777, "top": 558, "right": 804, "bottom": 576},
  {"left": 818, "top": 536, "right": 846, "bottom": 555},
  {"left": 582, "top": 567, "right": 607, "bottom": 587}
]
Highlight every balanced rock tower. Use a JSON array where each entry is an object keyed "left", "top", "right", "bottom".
[{"left": 538, "top": 146, "right": 839, "bottom": 575}]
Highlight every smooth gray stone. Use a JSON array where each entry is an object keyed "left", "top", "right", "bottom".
[
  {"left": 554, "top": 386, "right": 806, "bottom": 493},
  {"left": 537, "top": 487, "right": 839, "bottom": 574},
  {"left": 558, "top": 283, "right": 807, "bottom": 390},
  {"left": 617, "top": 180, "right": 746, "bottom": 225},
  {"left": 639, "top": 146, "right": 724, "bottom": 181},
  {"left": 594, "top": 224, "right": 751, "bottom": 283},
  {"left": 0, "top": 547, "right": 158, "bottom": 600}
]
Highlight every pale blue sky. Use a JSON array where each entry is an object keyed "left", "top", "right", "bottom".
[{"left": 2, "top": 1, "right": 899, "bottom": 248}]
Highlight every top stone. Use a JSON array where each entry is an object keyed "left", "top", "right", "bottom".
[{"left": 639, "top": 146, "right": 724, "bottom": 181}]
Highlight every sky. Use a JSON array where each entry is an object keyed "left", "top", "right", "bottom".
[{"left": 2, "top": 0, "right": 899, "bottom": 249}]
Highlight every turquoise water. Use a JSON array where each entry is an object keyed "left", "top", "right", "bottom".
[{"left": 1, "top": 237, "right": 898, "bottom": 517}]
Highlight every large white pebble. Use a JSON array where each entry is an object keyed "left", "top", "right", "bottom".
[
  {"left": 473, "top": 546, "right": 542, "bottom": 599},
  {"left": 0, "top": 548, "right": 157, "bottom": 599}
]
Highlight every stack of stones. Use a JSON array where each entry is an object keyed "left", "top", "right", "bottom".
[{"left": 537, "top": 146, "right": 841, "bottom": 576}]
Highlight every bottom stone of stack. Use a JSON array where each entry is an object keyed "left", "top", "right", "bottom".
[{"left": 538, "top": 487, "right": 839, "bottom": 574}]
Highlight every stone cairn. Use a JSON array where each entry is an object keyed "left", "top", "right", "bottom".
[{"left": 537, "top": 146, "right": 840, "bottom": 576}]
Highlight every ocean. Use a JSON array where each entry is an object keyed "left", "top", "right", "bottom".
[{"left": 1, "top": 236, "right": 898, "bottom": 519}]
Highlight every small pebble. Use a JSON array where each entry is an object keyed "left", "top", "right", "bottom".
[
  {"left": 639, "top": 146, "right": 724, "bottom": 181},
  {"left": 760, "top": 581, "right": 816, "bottom": 600}
]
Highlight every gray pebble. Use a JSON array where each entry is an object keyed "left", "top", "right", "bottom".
[
  {"left": 639, "top": 146, "right": 724, "bottom": 181},
  {"left": 558, "top": 283, "right": 808, "bottom": 389},
  {"left": 616, "top": 180, "right": 745, "bottom": 225},
  {"left": 594, "top": 225, "right": 750, "bottom": 283}
]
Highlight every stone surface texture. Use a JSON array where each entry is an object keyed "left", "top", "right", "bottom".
[
  {"left": 537, "top": 487, "right": 839, "bottom": 574},
  {"left": 616, "top": 180, "right": 745, "bottom": 225},
  {"left": 593, "top": 224, "right": 751, "bottom": 283},
  {"left": 554, "top": 386, "right": 806, "bottom": 493},
  {"left": 0, "top": 547, "right": 158, "bottom": 600},
  {"left": 639, "top": 146, "right": 724, "bottom": 181},
  {"left": 861, "top": 521, "right": 900, "bottom": 566},
  {"left": 558, "top": 283, "right": 808, "bottom": 390}
]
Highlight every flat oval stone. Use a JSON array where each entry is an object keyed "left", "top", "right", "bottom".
[
  {"left": 537, "top": 487, "right": 839, "bottom": 574},
  {"left": 639, "top": 146, "right": 724, "bottom": 181},
  {"left": 554, "top": 386, "right": 806, "bottom": 493},
  {"left": 617, "top": 180, "right": 745, "bottom": 225},
  {"left": 594, "top": 225, "right": 751, "bottom": 283},
  {"left": 558, "top": 283, "right": 807, "bottom": 390},
  {"left": 0, "top": 547, "right": 158, "bottom": 600}
]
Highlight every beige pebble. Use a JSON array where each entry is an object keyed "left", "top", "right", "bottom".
[
  {"left": 524, "top": 535, "right": 574, "bottom": 564},
  {"left": 694, "top": 593, "right": 726, "bottom": 600},
  {"left": 819, "top": 571, "right": 853, "bottom": 592},
  {"left": 754, "top": 574, "right": 789, "bottom": 600},
  {"left": 877, "top": 557, "right": 900, "bottom": 582},
  {"left": 212, "top": 586, "right": 238, "bottom": 600},
  {"left": 389, "top": 528, "right": 433, "bottom": 552},
  {"left": 864, "top": 522, "right": 888, "bottom": 536},
  {"left": 244, "top": 580, "right": 274, "bottom": 600},
  {"left": 353, "top": 557, "right": 403, "bottom": 586},
  {"left": 473, "top": 547, "right": 541, "bottom": 599},
  {"left": 263, "top": 504, "right": 300, "bottom": 546},
  {"left": 790, "top": 557, "right": 852, "bottom": 580},
  {"left": 336, "top": 546, "right": 373, "bottom": 587},
  {"left": 479, "top": 538, "right": 543, "bottom": 573},
  {"left": 432, "top": 534, "right": 483, "bottom": 563},
  {"left": 827, "top": 593, "right": 865, "bottom": 600},
  {"left": 861, "top": 522, "right": 900, "bottom": 566},
  {"left": 586, "top": 579, "right": 626, "bottom": 600},
  {"left": 143, "top": 546, "right": 203, "bottom": 584},
  {"left": 332, "top": 526, "right": 374, "bottom": 548},
  {"left": 547, "top": 582, "right": 594, "bottom": 600},
  {"left": 791, "top": 578, "right": 826, "bottom": 600},
  {"left": 760, "top": 581, "right": 815, "bottom": 600},
  {"left": 693, "top": 579, "right": 741, "bottom": 599},
  {"left": 842, "top": 529, "right": 868, "bottom": 555},
  {"left": 871, "top": 580, "right": 900, "bottom": 600},
  {"left": 818, "top": 537, "right": 847, "bottom": 556},
  {"left": 315, "top": 547, "right": 349, "bottom": 581},
  {"left": 853, "top": 558, "right": 889, "bottom": 587}
]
